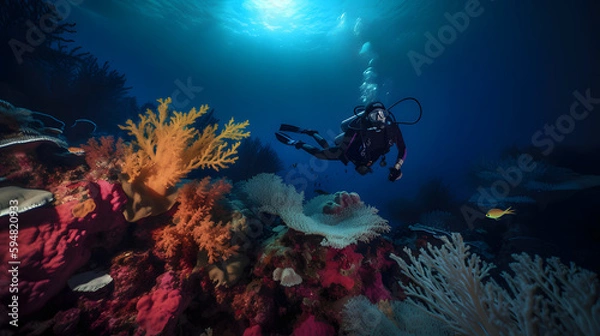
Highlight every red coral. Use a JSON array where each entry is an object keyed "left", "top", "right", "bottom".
[
  {"left": 291, "top": 315, "right": 335, "bottom": 336},
  {"left": 318, "top": 246, "right": 364, "bottom": 291},
  {"left": 242, "top": 325, "right": 263, "bottom": 336},
  {"left": 155, "top": 177, "right": 237, "bottom": 265},
  {"left": 53, "top": 308, "right": 81, "bottom": 335},
  {"left": 0, "top": 180, "right": 127, "bottom": 316}
]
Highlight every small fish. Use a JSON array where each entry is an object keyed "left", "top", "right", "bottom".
[
  {"left": 486, "top": 207, "right": 516, "bottom": 220},
  {"left": 67, "top": 147, "right": 86, "bottom": 156}
]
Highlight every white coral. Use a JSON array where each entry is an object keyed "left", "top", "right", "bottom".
[
  {"left": 390, "top": 233, "right": 600, "bottom": 336},
  {"left": 273, "top": 267, "right": 302, "bottom": 287},
  {"left": 242, "top": 173, "right": 389, "bottom": 248}
]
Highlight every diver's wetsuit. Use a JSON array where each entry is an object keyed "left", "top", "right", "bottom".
[{"left": 299, "top": 119, "right": 407, "bottom": 168}]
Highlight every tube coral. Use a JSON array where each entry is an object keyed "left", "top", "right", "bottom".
[{"left": 119, "top": 97, "right": 250, "bottom": 196}]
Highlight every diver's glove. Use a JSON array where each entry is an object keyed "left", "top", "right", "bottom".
[
  {"left": 388, "top": 167, "right": 402, "bottom": 181},
  {"left": 388, "top": 161, "right": 403, "bottom": 181}
]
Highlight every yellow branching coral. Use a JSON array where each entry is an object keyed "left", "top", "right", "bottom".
[{"left": 118, "top": 97, "right": 250, "bottom": 196}]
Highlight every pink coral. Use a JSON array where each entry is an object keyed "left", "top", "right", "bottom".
[
  {"left": 361, "top": 271, "right": 391, "bottom": 302},
  {"left": 291, "top": 315, "right": 335, "bottom": 336},
  {"left": 322, "top": 191, "right": 362, "bottom": 215},
  {"left": 360, "top": 241, "right": 394, "bottom": 302},
  {"left": 0, "top": 180, "right": 127, "bottom": 316},
  {"left": 135, "top": 271, "right": 189, "bottom": 336}
]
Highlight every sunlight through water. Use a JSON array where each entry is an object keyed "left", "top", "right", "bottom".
[{"left": 243, "top": 0, "right": 301, "bottom": 32}]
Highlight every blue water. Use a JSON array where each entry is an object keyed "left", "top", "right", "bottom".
[{"left": 69, "top": 0, "right": 599, "bottom": 218}]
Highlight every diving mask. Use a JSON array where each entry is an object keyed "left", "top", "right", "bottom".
[{"left": 368, "top": 108, "right": 389, "bottom": 126}]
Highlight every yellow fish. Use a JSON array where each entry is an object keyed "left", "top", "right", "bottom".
[{"left": 485, "top": 206, "right": 516, "bottom": 220}]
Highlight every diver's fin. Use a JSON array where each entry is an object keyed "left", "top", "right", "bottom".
[
  {"left": 279, "top": 124, "right": 319, "bottom": 136},
  {"left": 279, "top": 124, "right": 303, "bottom": 133},
  {"left": 275, "top": 132, "right": 297, "bottom": 146}
]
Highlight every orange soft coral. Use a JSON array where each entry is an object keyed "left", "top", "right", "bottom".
[
  {"left": 118, "top": 97, "right": 250, "bottom": 196},
  {"left": 156, "top": 178, "right": 238, "bottom": 265}
]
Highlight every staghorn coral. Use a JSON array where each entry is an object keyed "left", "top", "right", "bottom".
[
  {"left": 155, "top": 178, "right": 238, "bottom": 265},
  {"left": 119, "top": 97, "right": 250, "bottom": 196}
]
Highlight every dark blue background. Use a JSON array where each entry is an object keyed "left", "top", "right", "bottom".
[{"left": 68, "top": 0, "right": 599, "bottom": 218}]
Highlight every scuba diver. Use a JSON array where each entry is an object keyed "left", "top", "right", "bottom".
[{"left": 276, "top": 99, "right": 421, "bottom": 181}]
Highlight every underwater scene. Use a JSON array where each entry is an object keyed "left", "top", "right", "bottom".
[{"left": 0, "top": 0, "right": 599, "bottom": 335}]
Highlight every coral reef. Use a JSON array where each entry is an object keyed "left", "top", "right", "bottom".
[
  {"left": 136, "top": 271, "right": 190, "bottom": 336},
  {"left": 2, "top": 97, "right": 597, "bottom": 336},
  {"left": 291, "top": 315, "right": 335, "bottom": 336},
  {"left": 0, "top": 99, "right": 67, "bottom": 151},
  {"left": 155, "top": 178, "right": 237, "bottom": 266},
  {"left": 118, "top": 97, "right": 249, "bottom": 222},
  {"left": 340, "top": 296, "right": 450, "bottom": 336},
  {"left": 0, "top": 186, "right": 54, "bottom": 217},
  {"left": 391, "top": 233, "right": 600, "bottom": 336},
  {"left": 119, "top": 97, "right": 250, "bottom": 196},
  {"left": 242, "top": 173, "right": 390, "bottom": 248},
  {"left": 79, "top": 136, "right": 125, "bottom": 181},
  {"left": 0, "top": 180, "right": 127, "bottom": 316}
]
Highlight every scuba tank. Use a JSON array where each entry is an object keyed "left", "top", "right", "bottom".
[
  {"left": 340, "top": 110, "right": 366, "bottom": 132},
  {"left": 334, "top": 109, "right": 366, "bottom": 145}
]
